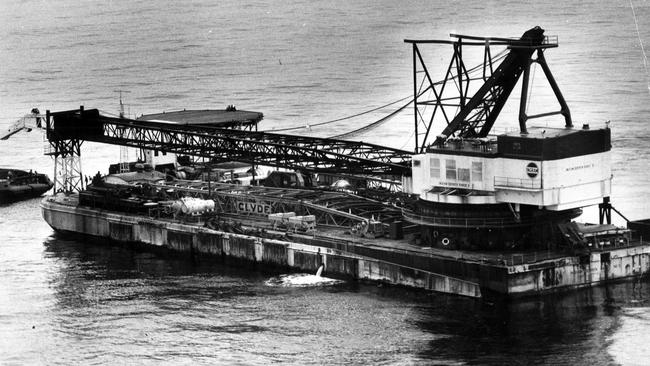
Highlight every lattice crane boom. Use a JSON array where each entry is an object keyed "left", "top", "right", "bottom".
[
  {"left": 45, "top": 108, "right": 412, "bottom": 183},
  {"left": 406, "top": 26, "right": 572, "bottom": 152}
]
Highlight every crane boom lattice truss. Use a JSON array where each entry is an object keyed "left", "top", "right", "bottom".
[
  {"left": 45, "top": 107, "right": 412, "bottom": 193},
  {"left": 405, "top": 26, "right": 572, "bottom": 153}
]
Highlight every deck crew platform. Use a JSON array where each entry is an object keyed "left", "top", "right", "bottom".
[{"left": 137, "top": 109, "right": 263, "bottom": 129}]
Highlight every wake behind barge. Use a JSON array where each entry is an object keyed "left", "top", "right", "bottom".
[{"left": 39, "top": 27, "right": 650, "bottom": 298}]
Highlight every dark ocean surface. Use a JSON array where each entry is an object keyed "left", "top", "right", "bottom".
[{"left": 2, "top": 0, "right": 650, "bottom": 364}]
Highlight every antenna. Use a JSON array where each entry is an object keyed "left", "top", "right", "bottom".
[
  {"left": 113, "top": 90, "right": 131, "bottom": 118},
  {"left": 114, "top": 90, "right": 133, "bottom": 172}
]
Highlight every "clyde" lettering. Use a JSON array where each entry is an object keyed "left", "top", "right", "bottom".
[{"left": 236, "top": 201, "right": 271, "bottom": 215}]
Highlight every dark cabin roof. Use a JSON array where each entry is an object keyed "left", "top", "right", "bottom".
[
  {"left": 137, "top": 109, "right": 263, "bottom": 128},
  {"left": 425, "top": 126, "right": 611, "bottom": 161}
]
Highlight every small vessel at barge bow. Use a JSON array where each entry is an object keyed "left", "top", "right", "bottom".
[
  {"left": 0, "top": 169, "right": 53, "bottom": 203},
  {"left": 39, "top": 26, "right": 650, "bottom": 298},
  {"left": 0, "top": 110, "right": 54, "bottom": 203}
]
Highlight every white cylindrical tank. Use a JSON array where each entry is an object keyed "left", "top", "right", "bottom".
[{"left": 175, "top": 197, "right": 215, "bottom": 214}]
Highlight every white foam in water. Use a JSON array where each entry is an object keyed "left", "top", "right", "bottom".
[
  {"left": 265, "top": 273, "right": 343, "bottom": 287},
  {"left": 608, "top": 307, "right": 650, "bottom": 365}
]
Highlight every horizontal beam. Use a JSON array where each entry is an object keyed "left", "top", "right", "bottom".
[
  {"left": 404, "top": 39, "right": 514, "bottom": 46},
  {"left": 525, "top": 110, "right": 564, "bottom": 120},
  {"left": 47, "top": 108, "right": 412, "bottom": 176}
]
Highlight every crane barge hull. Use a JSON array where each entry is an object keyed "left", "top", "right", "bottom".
[
  {"left": 41, "top": 193, "right": 650, "bottom": 298},
  {"left": 36, "top": 26, "right": 650, "bottom": 299}
]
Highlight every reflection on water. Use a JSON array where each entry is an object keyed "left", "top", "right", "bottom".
[
  {"left": 0, "top": 234, "right": 641, "bottom": 364},
  {"left": 0, "top": 202, "right": 649, "bottom": 364}
]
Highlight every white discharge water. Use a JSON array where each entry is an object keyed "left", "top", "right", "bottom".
[
  {"left": 608, "top": 307, "right": 650, "bottom": 365},
  {"left": 265, "top": 273, "right": 343, "bottom": 287},
  {"left": 629, "top": 0, "right": 650, "bottom": 93}
]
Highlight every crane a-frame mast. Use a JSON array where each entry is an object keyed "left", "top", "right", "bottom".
[{"left": 405, "top": 26, "right": 572, "bottom": 153}]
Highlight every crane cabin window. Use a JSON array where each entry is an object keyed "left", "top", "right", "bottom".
[
  {"left": 472, "top": 161, "right": 483, "bottom": 181},
  {"left": 429, "top": 157, "right": 440, "bottom": 178},
  {"left": 445, "top": 159, "right": 457, "bottom": 180},
  {"left": 458, "top": 168, "right": 470, "bottom": 182}
]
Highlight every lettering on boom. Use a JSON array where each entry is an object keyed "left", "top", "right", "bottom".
[{"left": 235, "top": 201, "right": 272, "bottom": 215}]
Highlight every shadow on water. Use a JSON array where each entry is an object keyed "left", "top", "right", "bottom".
[
  {"left": 41, "top": 233, "right": 275, "bottom": 309},
  {"left": 320, "top": 274, "right": 649, "bottom": 365},
  {"left": 405, "top": 281, "right": 650, "bottom": 365},
  {"left": 44, "top": 231, "right": 267, "bottom": 277},
  {"left": 41, "top": 232, "right": 650, "bottom": 365}
]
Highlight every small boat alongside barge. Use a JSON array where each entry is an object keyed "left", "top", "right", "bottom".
[{"left": 0, "top": 168, "right": 53, "bottom": 203}]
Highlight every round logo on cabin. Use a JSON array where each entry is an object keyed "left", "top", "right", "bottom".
[{"left": 526, "top": 162, "right": 539, "bottom": 178}]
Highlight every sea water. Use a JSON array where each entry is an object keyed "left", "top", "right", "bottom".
[{"left": 2, "top": 0, "right": 650, "bottom": 364}]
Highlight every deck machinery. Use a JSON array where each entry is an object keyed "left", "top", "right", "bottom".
[{"left": 402, "top": 26, "right": 612, "bottom": 251}]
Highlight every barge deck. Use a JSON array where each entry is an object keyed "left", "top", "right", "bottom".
[{"left": 41, "top": 193, "right": 650, "bottom": 298}]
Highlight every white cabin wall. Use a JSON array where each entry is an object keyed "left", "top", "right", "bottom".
[
  {"left": 410, "top": 152, "right": 499, "bottom": 195},
  {"left": 411, "top": 150, "right": 611, "bottom": 210},
  {"left": 541, "top": 152, "right": 611, "bottom": 189}
]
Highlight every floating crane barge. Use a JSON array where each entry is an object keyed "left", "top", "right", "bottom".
[{"left": 40, "top": 27, "right": 650, "bottom": 298}]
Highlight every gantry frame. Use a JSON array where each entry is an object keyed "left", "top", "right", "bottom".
[{"left": 405, "top": 26, "right": 572, "bottom": 153}]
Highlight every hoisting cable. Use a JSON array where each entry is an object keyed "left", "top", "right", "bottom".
[
  {"left": 630, "top": 0, "right": 650, "bottom": 93},
  {"left": 330, "top": 50, "right": 509, "bottom": 140},
  {"left": 259, "top": 48, "right": 510, "bottom": 135},
  {"left": 331, "top": 83, "right": 434, "bottom": 139},
  {"left": 332, "top": 50, "right": 509, "bottom": 140},
  {"left": 264, "top": 95, "right": 413, "bottom": 133},
  {"left": 330, "top": 98, "right": 413, "bottom": 139},
  {"left": 398, "top": 130, "right": 416, "bottom": 150},
  {"left": 526, "top": 62, "right": 537, "bottom": 112}
]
